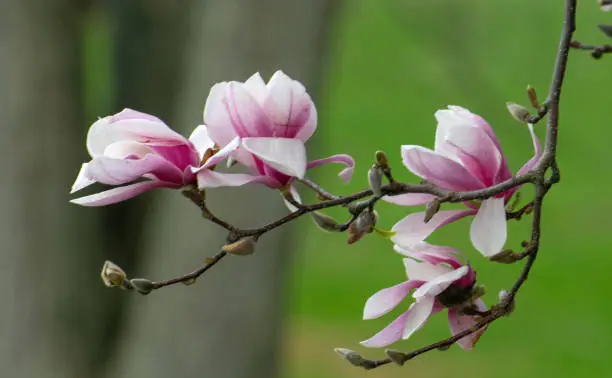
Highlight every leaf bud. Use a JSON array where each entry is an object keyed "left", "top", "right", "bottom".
[
  {"left": 368, "top": 166, "right": 384, "bottom": 197},
  {"left": 311, "top": 212, "right": 343, "bottom": 232},
  {"left": 334, "top": 348, "right": 366, "bottom": 367},
  {"left": 506, "top": 102, "right": 532, "bottom": 123},
  {"left": 375, "top": 150, "right": 388, "bottom": 166},
  {"left": 130, "top": 278, "right": 155, "bottom": 295},
  {"left": 424, "top": 199, "right": 441, "bottom": 223},
  {"left": 101, "top": 260, "right": 127, "bottom": 288},
  {"left": 384, "top": 349, "right": 406, "bottom": 366}
]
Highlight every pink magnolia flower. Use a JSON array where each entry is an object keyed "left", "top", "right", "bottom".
[
  {"left": 70, "top": 109, "right": 214, "bottom": 206},
  {"left": 386, "top": 106, "right": 541, "bottom": 257},
  {"left": 361, "top": 243, "right": 487, "bottom": 349},
  {"left": 194, "top": 71, "right": 354, "bottom": 189}
]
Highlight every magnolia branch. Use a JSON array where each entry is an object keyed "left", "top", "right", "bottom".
[{"left": 569, "top": 40, "right": 612, "bottom": 59}]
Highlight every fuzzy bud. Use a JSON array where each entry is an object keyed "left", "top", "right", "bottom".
[
  {"left": 600, "top": 0, "right": 612, "bottom": 12},
  {"left": 489, "top": 249, "right": 522, "bottom": 264},
  {"left": 130, "top": 278, "right": 155, "bottom": 295},
  {"left": 222, "top": 236, "right": 256, "bottom": 256},
  {"left": 384, "top": 349, "right": 406, "bottom": 366},
  {"left": 424, "top": 199, "right": 441, "bottom": 223},
  {"left": 498, "top": 289, "right": 515, "bottom": 316},
  {"left": 334, "top": 348, "right": 366, "bottom": 367},
  {"left": 311, "top": 212, "right": 343, "bottom": 232},
  {"left": 101, "top": 260, "right": 127, "bottom": 288},
  {"left": 347, "top": 209, "right": 377, "bottom": 244},
  {"left": 368, "top": 166, "right": 384, "bottom": 197},
  {"left": 506, "top": 102, "right": 532, "bottom": 123}
]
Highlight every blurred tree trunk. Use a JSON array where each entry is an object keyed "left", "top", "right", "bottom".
[
  {"left": 0, "top": 1, "right": 123, "bottom": 377},
  {"left": 105, "top": 1, "right": 338, "bottom": 378}
]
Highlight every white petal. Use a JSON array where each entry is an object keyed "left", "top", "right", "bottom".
[
  {"left": 391, "top": 209, "right": 475, "bottom": 248},
  {"left": 242, "top": 72, "right": 268, "bottom": 103},
  {"left": 241, "top": 137, "right": 307, "bottom": 178},
  {"left": 470, "top": 197, "right": 507, "bottom": 257},
  {"left": 70, "top": 163, "right": 96, "bottom": 193},
  {"left": 412, "top": 266, "right": 469, "bottom": 299},
  {"left": 188, "top": 125, "right": 216, "bottom": 160},
  {"left": 363, "top": 280, "right": 422, "bottom": 320},
  {"left": 402, "top": 296, "right": 436, "bottom": 339},
  {"left": 403, "top": 258, "right": 450, "bottom": 282}
]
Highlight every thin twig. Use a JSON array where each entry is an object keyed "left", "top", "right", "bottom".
[
  {"left": 151, "top": 250, "right": 227, "bottom": 289},
  {"left": 296, "top": 177, "right": 340, "bottom": 200},
  {"left": 569, "top": 40, "right": 612, "bottom": 59}
]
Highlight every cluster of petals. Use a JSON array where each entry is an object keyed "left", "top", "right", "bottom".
[
  {"left": 385, "top": 106, "right": 541, "bottom": 257},
  {"left": 70, "top": 71, "right": 354, "bottom": 206},
  {"left": 361, "top": 243, "right": 486, "bottom": 349}
]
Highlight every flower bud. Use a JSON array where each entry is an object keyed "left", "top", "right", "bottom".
[
  {"left": 424, "top": 199, "right": 441, "bottom": 223},
  {"left": 489, "top": 249, "right": 521, "bottom": 263},
  {"left": 101, "top": 260, "right": 127, "bottom": 288},
  {"left": 506, "top": 102, "right": 532, "bottom": 123},
  {"left": 130, "top": 278, "right": 155, "bottom": 295},
  {"left": 222, "top": 236, "right": 256, "bottom": 256},
  {"left": 375, "top": 150, "right": 388, "bottom": 166},
  {"left": 311, "top": 212, "right": 342, "bottom": 232},
  {"left": 526, "top": 85, "right": 539, "bottom": 108},
  {"left": 384, "top": 349, "right": 406, "bottom": 366},
  {"left": 368, "top": 166, "right": 383, "bottom": 197},
  {"left": 498, "top": 289, "right": 515, "bottom": 316},
  {"left": 600, "top": 0, "right": 612, "bottom": 12},
  {"left": 347, "top": 209, "right": 377, "bottom": 244},
  {"left": 334, "top": 348, "right": 366, "bottom": 367}
]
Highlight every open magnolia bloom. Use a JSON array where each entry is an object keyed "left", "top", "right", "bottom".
[
  {"left": 193, "top": 70, "right": 354, "bottom": 189},
  {"left": 70, "top": 109, "right": 213, "bottom": 206},
  {"left": 361, "top": 243, "right": 487, "bottom": 349},
  {"left": 386, "top": 106, "right": 541, "bottom": 257}
]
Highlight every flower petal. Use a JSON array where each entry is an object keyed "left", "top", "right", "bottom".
[
  {"left": 470, "top": 197, "right": 507, "bottom": 257},
  {"left": 86, "top": 155, "right": 184, "bottom": 185},
  {"left": 382, "top": 193, "right": 436, "bottom": 206},
  {"left": 191, "top": 137, "right": 242, "bottom": 173},
  {"left": 203, "top": 82, "right": 239, "bottom": 146},
  {"left": 242, "top": 137, "right": 307, "bottom": 179},
  {"left": 403, "top": 258, "right": 450, "bottom": 281},
  {"left": 196, "top": 169, "right": 278, "bottom": 189},
  {"left": 391, "top": 209, "right": 475, "bottom": 248},
  {"left": 70, "top": 180, "right": 171, "bottom": 206},
  {"left": 448, "top": 298, "right": 488, "bottom": 350},
  {"left": 412, "top": 266, "right": 469, "bottom": 299},
  {"left": 363, "top": 280, "right": 423, "bottom": 320},
  {"left": 516, "top": 123, "right": 542, "bottom": 176},
  {"left": 360, "top": 311, "right": 410, "bottom": 348},
  {"left": 226, "top": 82, "right": 274, "bottom": 137},
  {"left": 71, "top": 163, "right": 97, "bottom": 193},
  {"left": 306, "top": 154, "right": 355, "bottom": 184},
  {"left": 402, "top": 296, "right": 436, "bottom": 339},
  {"left": 242, "top": 72, "right": 268, "bottom": 103},
  {"left": 188, "top": 125, "right": 216, "bottom": 160},
  {"left": 401, "top": 146, "right": 484, "bottom": 191},
  {"left": 395, "top": 243, "right": 463, "bottom": 268}
]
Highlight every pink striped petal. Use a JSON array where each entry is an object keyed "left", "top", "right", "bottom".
[
  {"left": 188, "top": 125, "right": 216, "bottom": 160},
  {"left": 470, "top": 198, "right": 507, "bottom": 257},
  {"left": 86, "top": 155, "right": 184, "bottom": 186},
  {"left": 242, "top": 72, "right": 268, "bottom": 103},
  {"left": 395, "top": 243, "right": 463, "bottom": 268},
  {"left": 191, "top": 137, "right": 242, "bottom": 173},
  {"left": 110, "top": 108, "right": 162, "bottom": 123},
  {"left": 363, "top": 280, "right": 423, "bottom": 320},
  {"left": 383, "top": 193, "right": 436, "bottom": 206},
  {"left": 401, "top": 146, "right": 484, "bottom": 191},
  {"left": 226, "top": 82, "right": 274, "bottom": 137},
  {"left": 360, "top": 311, "right": 410, "bottom": 348},
  {"left": 306, "top": 154, "right": 355, "bottom": 184},
  {"left": 448, "top": 298, "right": 488, "bottom": 350},
  {"left": 204, "top": 82, "right": 239, "bottom": 146},
  {"left": 391, "top": 209, "right": 476, "bottom": 248},
  {"left": 242, "top": 137, "right": 307, "bottom": 179},
  {"left": 70, "top": 180, "right": 171, "bottom": 206}
]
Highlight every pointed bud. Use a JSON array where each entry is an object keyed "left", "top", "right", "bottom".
[
  {"left": 526, "top": 85, "right": 539, "bottom": 109},
  {"left": 498, "top": 289, "right": 515, "bottom": 316},
  {"left": 222, "top": 236, "right": 256, "bottom": 256},
  {"left": 437, "top": 344, "right": 452, "bottom": 351},
  {"left": 348, "top": 210, "right": 377, "bottom": 244},
  {"left": 334, "top": 348, "right": 366, "bottom": 367},
  {"left": 424, "top": 199, "right": 441, "bottom": 223},
  {"left": 311, "top": 212, "right": 343, "bottom": 232},
  {"left": 368, "top": 166, "right": 383, "bottom": 197},
  {"left": 384, "top": 349, "right": 406, "bottom": 366},
  {"left": 101, "top": 260, "right": 127, "bottom": 288},
  {"left": 130, "top": 278, "right": 155, "bottom": 295},
  {"left": 182, "top": 278, "right": 197, "bottom": 286},
  {"left": 506, "top": 102, "right": 532, "bottom": 123},
  {"left": 375, "top": 151, "right": 388, "bottom": 166},
  {"left": 600, "top": 0, "right": 612, "bottom": 12}
]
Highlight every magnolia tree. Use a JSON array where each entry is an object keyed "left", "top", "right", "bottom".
[{"left": 70, "top": 0, "right": 609, "bottom": 372}]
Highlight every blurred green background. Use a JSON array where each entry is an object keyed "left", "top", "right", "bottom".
[{"left": 283, "top": 1, "right": 612, "bottom": 378}]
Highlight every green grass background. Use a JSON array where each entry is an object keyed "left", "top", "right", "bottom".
[{"left": 282, "top": 1, "right": 612, "bottom": 377}]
